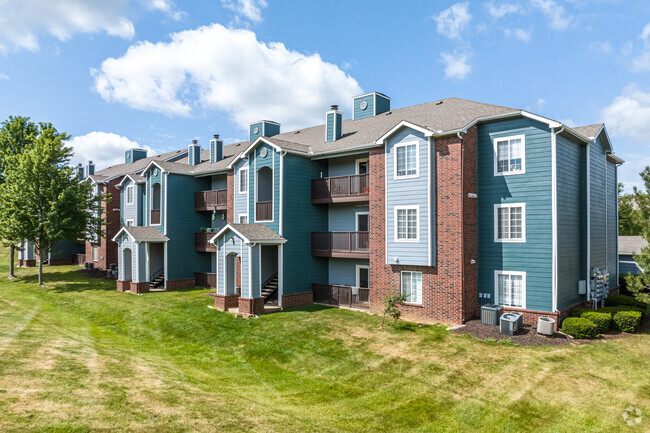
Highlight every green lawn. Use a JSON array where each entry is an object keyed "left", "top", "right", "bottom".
[{"left": 0, "top": 249, "right": 648, "bottom": 432}]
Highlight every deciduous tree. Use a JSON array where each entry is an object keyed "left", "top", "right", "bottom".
[{"left": 624, "top": 167, "right": 650, "bottom": 301}]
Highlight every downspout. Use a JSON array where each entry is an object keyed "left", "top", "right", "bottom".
[
  {"left": 458, "top": 131, "right": 466, "bottom": 322},
  {"left": 551, "top": 127, "right": 564, "bottom": 312},
  {"left": 586, "top": 142, "right": 591, "bottom": 301}
]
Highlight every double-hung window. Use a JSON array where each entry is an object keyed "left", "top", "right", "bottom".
[
  {"left": 92, "top": 245, "right": 99, "bottom": 262},
  {"left": 239, "top": 168, "right": 248, "bottom": 193},
  {"left": 239, "top": 214, "right": 248, "bottom": 224},
  {"left": 126, "top": 185, "right": 134, "bottom": 205},
  {"left": 401, "top": 271, "right": 422, "bottom": 304},
  {"left": 494, "top": 135, "right": 525, "bottom": 175},
  {"left": 395, "top": 206, "right": 419, "bottom": 241},
  {"left": 395, "top": 142, "right": 418, "bottom": 178},
  {"left": 495, "top": 203, "right": 525, "bottom": 242},
  {"left": 495, "top": 271, "right": 525, "bottom": 308}
]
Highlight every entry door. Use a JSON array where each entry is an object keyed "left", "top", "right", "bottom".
[
  {"left": 356, "top": 213, "right": 369, "bottom": 231},
  {"left": 356, "top": 213, "right": 369, "bottom": 251}
]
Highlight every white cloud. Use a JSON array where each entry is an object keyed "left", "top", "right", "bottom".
[
  {"left": 222, "top": 0, "right": 267, "bottom": 23},
  {"left": 504, "top": 28, "right": 531, "bottom": 43},
  {"left": 602, "top": 84, "right": 650, "bottom": 144},
  {"left": 0, "top": 0, "right": 134, "bottom": 53},
  {"left": 68, "top": 131, "right": 153, "bottom": 170},
  {"left": 536, "top": 98, "right": 546, "bottom": 110},
  {"left": 434, "top": 2, "right": 472, "bottom": 39},
  {"left": 146, "top": 0, "right": 184, "bottom": 21},
  {"left": 92, "top": 23, "right": 362, "bottom": 131},
  {"left": 631, "top": 23, "right": 650, "bottom": 72},
  {"left": 618, "top": 154, "right": 650, "bottom": 192},
  {"left": 486, "top": 2, "right": 522, "bottom": 18},
  {"left": 531, "top": 0, "right": 572, "bottom": 31},
  {"left": 441, "top": 51, "right": 471, "bottom": 80},
  {"left": 0, "top": 74, "right": 9, "bottom": 81},
  {"left": 588, "top": 40, "right": 612, "bottom": 55},
  {"left": 559, "top": 118, "right": 576, "bottom": 127}
]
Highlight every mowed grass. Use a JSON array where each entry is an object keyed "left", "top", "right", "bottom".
[{"left": 0, "top": 249, "right": 648, "bottom": 432}]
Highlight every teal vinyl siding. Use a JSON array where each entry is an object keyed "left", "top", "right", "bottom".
[
  {"left": 328, "top": 204, "right": 369, "bottom": 231},
  {"left": 165, "top": 174, "right": 212, "bottom": 281},
  {"left": 353, "top": 94, "right": 375, "bottom": 120},
  {"left": 50, "top": 239, "right": 84, "bottom": 259},
  {"left": 250, "top": 122, "right": 263, "bottom": 142},
  {"left": 211, "top": 174, "right": 227, "bottom": 190},
  {"left": 328, "top": 154, "right": 367, "bottom": 177},
  {"left": 250, "top": 121, "right": 280, "bottom": 142},
  {"left": 606, "top": 160, "right": 618, "bottom": 285},
  {"left": 265, "top": 122, "right": 280, "bottom": 137},
  {"left": 385, "top": 127, "right": 432, "bottom": 266},
  {"left": 326, "top": 112, "right": 334, "bottom": 142},
  {"left": 282, "top": 154, "right": 328, "bottom": 295},
  {"left": 375, "top": 94, "right": 391, "bottom": 115},
  {"left": 250, "top": 142, "right": 280, "bottom": 232},
  {"left": 336, "top": 114, "right": 342, "bottom": 139},
  {"left": 556, "top": 133, "right": 587, "bottom": 310},
  {"left": 590, "top": 138, "right": 607, "bottom": 269},
  {"left": 477, "top": 118, "right": 553, "bottom": 311},
  {"left": 328, "top": 258, "right": 369, "bottom": 287}
]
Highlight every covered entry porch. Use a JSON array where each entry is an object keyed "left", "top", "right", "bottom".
[
  {"left": 113, "top": 226, "right": 169, "bottom": 294},
  {"left": 210, "top": 224, "right": 286, "bottom": 315}
]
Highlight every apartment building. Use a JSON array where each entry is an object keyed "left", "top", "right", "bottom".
[{"left": 112, "top": 93, "right": 622, "bottom": 326}]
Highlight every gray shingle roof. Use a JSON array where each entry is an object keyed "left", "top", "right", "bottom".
[
  {"left": 619, "top": 236, "right": 648, "bottom": 255},
  {"left": 215, "top": 223, "right": 286, "bottom": 243},
  {"left": 92, "top": 148, "right": 188, "bottom": 180},
  {"left": 573, "top": 124, "right": 603, "bottom": 139},
  {"left": 119, "top": 226, "right": 169, "bottom": 242}
]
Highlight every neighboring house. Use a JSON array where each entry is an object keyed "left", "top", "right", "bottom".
[
  {"left": 112, "top": 94, "right": 622, "bottom": 326},
  {"left": 84, "top": 148, "right": 189, "bottom": 270},
  {"left": 619, "top": 236, "right": 648, "bottom": 276}
]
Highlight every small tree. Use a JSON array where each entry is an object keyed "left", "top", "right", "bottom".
[
  {"left": 0, "top": 116, "right": 38, "bottom": 279},
  {"left": 618, "top": 183, "right": 643, "bottom": 236},
  {"left": 0, "top": 123, "right": 104, "bottom": 286},
  {"left": 624, "top": 167, "right": 650, "bottom": 299},
  {"left": 381, "top": 289, "right": 409, "bottom": 327}
]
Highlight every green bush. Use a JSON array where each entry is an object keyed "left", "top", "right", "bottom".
[
  {"left": 572, "top": 307, "right": 593, "bottom": 317},
  {"left": 598, "top": 305, "right": 645, "bottom": 319},
  {"left": 605, "top": 294, "right": 648, "bottom": 310},
  {"left": 561, "top": 317, "right": 599, "bottom": 339},
  {"left": 581, "top": 311, "right": 612, "bottom": 334},
  {"left": 613, "top": 311, "right": 643, "bottom": 333}
]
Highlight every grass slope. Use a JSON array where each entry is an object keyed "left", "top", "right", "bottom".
[{"left": 0, "top": 248, "right": 648, "bottom": 432}]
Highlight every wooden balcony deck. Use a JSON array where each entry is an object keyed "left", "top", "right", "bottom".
[
  {"left": 311, "top": 174, "right": 369, "bottom": 204},
  {"left": 195, "top": 189, "right": 227, "bottom": 211},
  {"left": 195, "top": 232, "right": 216, "bottom": 253},
  {"left": 312, "top": 283, "right": 370, "bottom": 309},
  {"left": 311, "top": 231, "right": 369, "bottom": 259}
]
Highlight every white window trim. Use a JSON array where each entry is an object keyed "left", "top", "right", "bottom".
[
  {"left": 238, "top": 214, "right": 248, "bottom": 224},
  {"left": 239, "top": 167, "right": 248, "bottom": 194},
  {"left": 355, "top": 211, "right": 369, "bottom": 232},
  {"left": 493, "top": 134, "right": 526, "bottom": 176},
  {"left": 400, "top": 270, "right": 422, "bottom": 305},
  {"left": 355, "top": 158, "right": 369, "bottom": 175},
  {"left": 394, "top": 205, "right": 420, "bottom": 242},
  {"left": 355, "top": 265, "right": 369, "bottom": 289},
  {"left": 125, "top": 219, "right": 134, "bottom": 226},
  {"left": 494, "top": 203, "right": 526, "bottom": 243},
  {"left": 125, "top": 185, "right": 135, "bottom": 205},
  {"left": 494, "top": 270, "right": 527, "bottom": 309},
  {"left": 92, "top": 245, "right": 99, "bottom": 262},
  {"left": 393, "top": 140, "right": 419, "bottom": 179}
]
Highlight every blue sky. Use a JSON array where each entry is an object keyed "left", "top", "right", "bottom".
[{"left": 0, "top": 0, "right": 649, "bottom": 190}]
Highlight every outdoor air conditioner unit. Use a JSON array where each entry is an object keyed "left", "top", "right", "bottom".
[
  {"left": 480, "top": 304, "right": 503, "bottom": 326},
  {"left": 537, "top": 317, "right": 555, "bottom": 336},
  {"left": 500, "top": 313, "right": 523, "bottom": 335}
]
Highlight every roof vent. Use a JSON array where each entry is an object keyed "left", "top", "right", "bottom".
[
  {"left": 352, "top": 92, "right": 391, "bottom": 120},
  {"left": 249, "top": 120, "right": 280, "bottom": 142},
  {"left": 326, "top": 105, "right": 342, "bottom": 142},
  {"left": 188, "top": 140, "right": 201, "bottom": 166},
  {"left": 125, "top": 148, "right": 148, "bottom": 164},
  {"left": 86, "top": 161, "right": 95, "bottom": 176},
  {"left": 210, "top": 134, "right": 224, "bottom": 163}
]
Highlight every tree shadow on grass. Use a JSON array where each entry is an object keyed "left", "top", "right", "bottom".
[{"left": 16, "top": 270, "right": 117, "bottom": 293}]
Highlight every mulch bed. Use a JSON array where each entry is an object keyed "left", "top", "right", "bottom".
[{"left": 77, "top": 268, "right": 116, "bottom": 280}]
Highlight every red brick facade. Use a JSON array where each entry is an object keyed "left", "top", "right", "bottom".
[
  {"left": 117, "top": 280, "right": 131, "bottom": 292},
  {"left": 281, "top": 291, "right": 313, "bottom": 309},
  {"left": 368, "top": 129, "right": 479, "bottom": 326},
  {"left": 48, "top": 258, "right": 73, "bottom": 266},
  {"left": 130, "top": 281, "right": 150, "bottom": 294},
  {"left": 214, "top": 294, "right": 239, "bottom": 311},
  {"left": 238, "top": 297, "right": 265, "bottom": 315},
  {"left": 502, "top": 300, "right": 591, "bottom": 331},
  {"left": 86, "top": 177, "right": 122, "bottom": 270},
  {"left": 166, "top": 278, "right": 196, "bottom": 290},
  {"left": 17, "top": 259, "right": 36, "bottom": 268}
]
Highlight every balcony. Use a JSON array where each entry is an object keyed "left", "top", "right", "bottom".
[
  {"left": 311, "top": 231, "right": 369, "bottom": 258},
  {"left": 150, "top": 209, "right": 161, "bottom": 225},
  {"left": 256, "top": 201, "right": 272, "bottom": 221},
  {"left": 311, "top": 173, "right": 369, "bottom": 204},
  {"left": 195, "top": 232, "right": 216, "bottom": 253},
  {"left": 312, "top": 283, "right": 370, "bottom": 309},
  {"left": 195, "top": 189, "right": 227, "bottom": 211},
  {"left": 195, "top": 272, "right": 216, "bottom": 288}
]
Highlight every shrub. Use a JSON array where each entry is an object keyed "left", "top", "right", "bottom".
[
  {"left": 605, "top": 294, "right": 648, "bottom": 310},
  {"left": 613, "top": 311, "right": 643, "bottom": 333},
  {"left": 581, "top": 311, "right": 612, "bottom": 334},
  {"left": 572, "top": 307, "right": 593, "bottom": 318},
  {"left": 561, "top": 317, "right": 599, "bottom": 339},
  {"left": 598, "top": 305, "right": 645, "bottom": 319}
]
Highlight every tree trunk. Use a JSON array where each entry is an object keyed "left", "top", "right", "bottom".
[
  {"left": 38, "top": 246, "right": 45, "bottom": 287},
  {"left": 8, "top": 244, "right": 16, "bottom": 279}
]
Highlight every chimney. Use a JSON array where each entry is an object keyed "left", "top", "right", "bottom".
[
  {"left": 125, "top": 148, "right": 148, "bottom": 164},
  {"left": 86, "top": 161, "right": 95, "bottom": 176},
  {"left": 325, "top": 105, "right": 343, "bottom": 142},
  {"left": 249, "top": 120, "right": 280, "bottom": 142},
  {"left": 188, "top": 139, "right": 201, "bottom": 166},
  {"left": 352, "top": 92, "right": 391, "bottom": 120},
  {"left": 210, "top": 134, "right": 223, "bottom": 163},
  {"left": 74, "top": 163, "right": 84, "bottom": 179}
]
